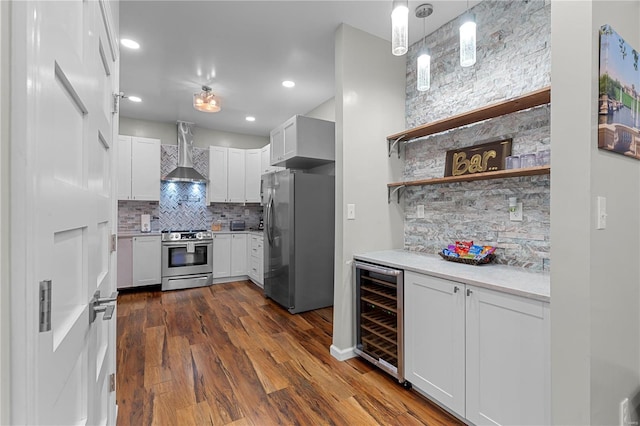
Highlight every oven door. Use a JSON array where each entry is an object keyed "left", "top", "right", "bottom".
[{"left": 162, "top": 240, "right": 213, "bottom": 278}]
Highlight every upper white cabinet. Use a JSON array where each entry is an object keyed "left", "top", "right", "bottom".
[
  {"left": 208, "top": 146, "right": 262, "bottom": 203},
  {"left": 118, "top": 135, "right": 160, "bottom": 201},
  {"left": 404, "top": 271, "right": 550, "bottom": 425},
  {"left": 260, "top": 144, "right": 284, "bottom": 175},
  {"left": 269, "top": 115, "right": 335, "bottom": 169},
  {"left": 227, "top": 148, "right": 245, "bottom": 203},
  {"left": 245, "top": 149, "right": 261, "bottom": 203}
]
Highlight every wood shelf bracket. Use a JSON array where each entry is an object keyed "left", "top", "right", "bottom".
[
  {"left": 388, "top": 135, "right": 406, "bottom": 158},
  {"left": 388, "top": 185, "right": 406, "bottom": 204}
]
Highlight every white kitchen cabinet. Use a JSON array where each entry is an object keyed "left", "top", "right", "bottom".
[
  {"left": 117, "top": 135, "right": 160, "bottom": 201},
  {"left": 248, "top": 234, "right": 264, "bottom": 287},
  {"left": 132, "top": 235, "right": 161, "bottom": 286},
  {"left": 231, "top": 233, "right": 247, "bottom": 276},
  {"left": 260, "top": 144, "right": 285, "bottom": 175},
  {"left": 404, "top": 271, "right": 550, "bottom": 425},
  {"left": 209, "top": 146, "right": 229, "bottom": 203},
  {"left": 116, "top": 236, "right": 133, "bottom": 289},
  {"left": 227, "top": 148, "right": 245, "bottom": 203},
  {"left": 465, "top": 286, "right": 550, "bottom": 426},
  {"left": 213, "top": 234, "right": 232, "bottom": 278},
  {"left": 404, "top": 272, "right": 465, "bottom": 415},
  {"left": 244, "top": 149, "right": 261, "bottom": 203},
  {"left": 269, "top": 115, "right": 335, "bottom": 169}
]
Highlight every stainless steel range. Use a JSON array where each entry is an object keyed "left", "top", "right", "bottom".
[{"left": 161, "top": 230, "right": 213, "bottom": 291}]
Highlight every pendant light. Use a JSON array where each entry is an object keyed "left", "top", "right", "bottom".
[
  {"left": 459, "top": 0, "right": 477, "bottom": 67},
  {"left": 391, "top": 0, "right": 409, "bottom": 56},
  {"left": 416, "top": 4, "right": 433, "bottom": 92}
]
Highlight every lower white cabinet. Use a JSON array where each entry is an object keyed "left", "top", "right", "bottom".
[
  {"left": 248, "top": 234, "right": 264, "bottom": 287},
  {"left": 213, "top": 233, "right": 248, "bottom": 280},
  {"left": 231, "top": 234, "right": 247, "bottom": 276},
  {"left": 404, "top": 271, "right": 550, "bottom": 425},
  {"left": 213, "top": 234, "right": 232, "bottom": 278},
  {"left": 117, "top": 235, "right": 161, "bottom": 288}
]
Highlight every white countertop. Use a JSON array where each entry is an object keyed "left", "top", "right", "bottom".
[
  {"left": 353, "top": 250, "right": 550, "bottom": 302},
  {"left": 118, "top": 232, "right": 162, "bottom": 237}
]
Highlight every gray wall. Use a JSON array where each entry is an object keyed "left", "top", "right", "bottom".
[
  {"left": 119, "top": 116, "right": 268, "bottom": 149},
  {"left": 403, "top": 0, "right": 550, "bottom": 270},
  {"left": 305, "top": 97, "right": 335, "bottom": 122},
  {"left": 331, "top": 24, "right": 405, "bottom": 357},
  {"left": 0, "top": 0, "right": 9, "bottom": 422},
  {"left": 551, "top": 1, "right": 640, "bottom": 424}
]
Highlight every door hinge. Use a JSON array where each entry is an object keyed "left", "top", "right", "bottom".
[
  {"left": 109, "top": 373, "right": 116, "bottom": 392},
  {"left": 112, "top": 92, "right": 122, "bottom": 114},
  {"left": 110, "top": 234, "right": 117, "bottom": 253},
  {"left": 39, "top": 280, "right": 52, "bottom": 332}
]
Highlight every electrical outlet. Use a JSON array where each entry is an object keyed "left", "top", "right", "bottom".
[
  {"left": 417, "top": 205, "right": 425, "bottom": 218},
  {"left": 620, "top": 398, "right": 629, "bottom": 426},
  {"left": 244, "top": 209, "right": 250, "bottom": 216},
  {"left": 509, "top": 202, "right": 523, "bottom": 221}
]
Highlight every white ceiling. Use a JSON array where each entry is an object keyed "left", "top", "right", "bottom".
[{"left": 119, "top": 0, "right": 480, "bottom": 137}]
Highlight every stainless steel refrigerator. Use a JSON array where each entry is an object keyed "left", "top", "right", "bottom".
[{"left": 262, "top": 170, "right": 335, "bottom": 313}]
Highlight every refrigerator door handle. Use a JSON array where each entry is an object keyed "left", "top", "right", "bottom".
[{"left": 266, "top": 197, "right": 274, "bottom": 245}]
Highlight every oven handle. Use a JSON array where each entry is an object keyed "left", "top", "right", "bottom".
[
  {"left": 162, "top": 241, "right": 213, "bottom": 247},
  {"left": 354, "top": 261, "right": 402, "bottom": 277}
]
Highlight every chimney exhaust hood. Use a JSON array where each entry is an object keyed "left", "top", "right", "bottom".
[{"left": 163, "top": 121, "right": 207, "bottom": 183}]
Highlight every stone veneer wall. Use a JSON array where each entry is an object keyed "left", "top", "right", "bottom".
[
  {"left": 118, "top": 145, "right": 262, "bottom": 232},
  {"left": 403, "top": 0, "right": 551, "bottom": 270}
]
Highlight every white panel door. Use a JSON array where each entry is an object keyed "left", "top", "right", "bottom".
[
  {"left": 245, "top": 149, "right": 261, "bottom": 202},
  {"left": 465, "top": 286, "right": 551, "bottom": 426},
  {"left": 209, "top": 146, "right": 228, "bottom": 203},
  {"left": 231, "top": 233, "right": 247, "bottom": 276},
  {"left": 117, "top": 135, "right": 132, "bottom": 200},
  {"left": 213, "top": 234, "right": 231, "bottom": 278},
  {"left": 404, "top": 271, "right": 466, "bottom": 416},
  {"left": 131, "top": 136, "right": 160, "bottom": 201},
  {"left": 227, "top": 148, "right": 246, "bottom": 202},
  {"left": 11, "top": 0, "right": 119, "bottom": 424}
]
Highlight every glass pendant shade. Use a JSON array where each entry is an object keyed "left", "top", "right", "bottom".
[
  {"left": 417, "top": 52, "right": 431, "bottom": 91},
  {"left": 459, "top": 16, "right": 477, "bottom": 67},
  {"left": 391, "top": 0, "right": 409, "bottom": 56},
  {"left": 193, "top": 86, "right": 221, "bottom": 113}
]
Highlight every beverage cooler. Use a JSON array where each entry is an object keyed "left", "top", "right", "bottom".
[{"left": 353, "top": 261, "right": 410, "bottom": 388}]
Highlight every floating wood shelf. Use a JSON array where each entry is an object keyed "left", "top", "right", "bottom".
[
  {"left": 388, "top": 165, "right": 550, "bottom": 189},
  {"left": 387, "top": 86, "right": 551, "bottom": 144}
]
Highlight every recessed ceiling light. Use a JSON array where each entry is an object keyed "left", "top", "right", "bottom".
[
  {"left": 245, "top": 116, "right": 256, "bottom": 122},
  {"left": 121, "top": 38, "right": 140, "bottom": 49},
  {"left": 128, "top": 96, "right": 142, "bottom": 103},
  {"left": 282, "top": 80, "right": 295, "bottom": 88}
]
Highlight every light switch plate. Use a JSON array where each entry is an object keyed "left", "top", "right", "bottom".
[
  {"left": 417, "top": 205, "right": 425, "bottom": 218},
  {"left": 347, "top": 204, "right": 355, "bottom": 220},
  {"left": 597, "top": 196, "right": 607, "bottom": 230}
]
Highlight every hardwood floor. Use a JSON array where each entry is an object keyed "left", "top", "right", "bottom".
[{"left": 116, "top": 281, "right": 462, "bottom": 426}]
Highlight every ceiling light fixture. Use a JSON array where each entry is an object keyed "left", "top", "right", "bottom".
[
  {"left": 416, "top": 4, "right": 433, "bottom": 92},
  {"left": 246, "top": 116, "right": 256, "bottom": 122},
  {"left": 459, "top": 0, "right": 477, "bottom": 67},
  {"left": 128, "top": 96, "right": 142, "bottom": 103},
  {"left": 193, "top": 86, "right": 221, "bottom": 113},
  {"left": 121, "top": 38, "right": 140, "bottom": 49},
  {"left": 282, "top": 80, "right": 295, "bottom": 88},
  {"left": 391, "top": 0, "right": 409, "bottom": 56}
]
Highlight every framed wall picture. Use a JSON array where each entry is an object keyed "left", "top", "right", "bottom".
[
  {"left": 444, "top": 139, "right": 512, "bottom": 177},
  {"left": 598, "top": 24, "right": 640, "bottom": 159}
]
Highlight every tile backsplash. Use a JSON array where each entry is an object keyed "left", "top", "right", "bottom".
[{"left": 118, "top": 144, "right": 262, "bottom": 233}]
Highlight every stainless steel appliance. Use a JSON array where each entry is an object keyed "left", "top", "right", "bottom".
[
  {"left": 230, "top": 220, "right": 245, "bottom": 231},
  {"left": 354, "top": 261, "right": 409, "bottom": 387},
  {"left": 163, "top": 121, "right": 208, "bottom": 183},
  {"left": 262, "top": 170, "right": 335, "bottom": 313},
  {"left": 161, "top": 230, "right": 213, "bottom": 291}
]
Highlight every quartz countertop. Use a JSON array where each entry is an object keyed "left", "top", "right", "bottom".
[
  {"left": 118, "top": 232, "right": 162, "bottom": 237},
  {"left": 353, "top": 250, "right": 550, "bottom": 302}
]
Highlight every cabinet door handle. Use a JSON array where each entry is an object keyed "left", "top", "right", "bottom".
[
  {"left": 467, "top": 288, "right": 473, "bottom": 296},
  {"left": 454, "top": 286, "right": 460, "bottom": 293}
]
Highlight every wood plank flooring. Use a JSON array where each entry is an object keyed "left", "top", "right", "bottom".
[{"left": 116, "top": 281, "right": 462, "bottom": 426}]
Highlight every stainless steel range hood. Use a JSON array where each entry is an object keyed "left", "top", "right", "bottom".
[{"left": 163, "top": 121, "right": 207, "bottom": 183}]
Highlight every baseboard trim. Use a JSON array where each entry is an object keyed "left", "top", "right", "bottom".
[{"left": 330, "top": 344, "right": 357, "bottom": 361}]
